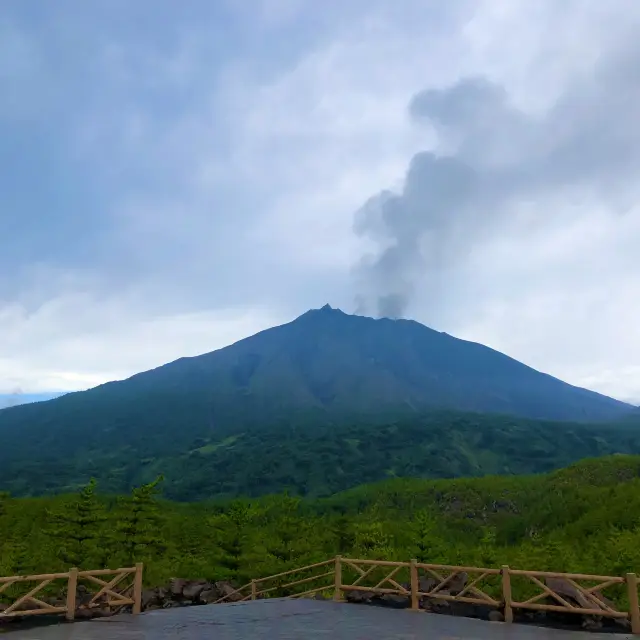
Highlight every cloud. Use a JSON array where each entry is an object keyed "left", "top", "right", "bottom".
[
  {"left": 354, "top": 32, "right": 640, "bottom": 318},
  {"left": 350, "top": 1, "right": 640, "bottom": 399},
  {"left": 0, "top": 290, "right": 282, "bottom": 393},
  {"left": 1, "top": 0, "right": 640, "bottom": 402}
]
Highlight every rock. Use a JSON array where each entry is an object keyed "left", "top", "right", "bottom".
[
  {"left": 48, "top": 598, "right": 66, "bottom": 608},
  {"left": 0, "top": 602, "right": 17, "bottom": 624},
  {"left": 522, "top": 610, "right": 547, "bottom": 625},
  {"left": 414, "top": 571, "right": 467, "bottom": 611},
  {"left": 545, "top": 577, "right": 592, "bottom": 609},
  {"left": 543, "top": 577, "right": 623, "bottom": 630},
  {"left": 141, "top": 588, "right": 162, "bottom": 610},
  {"left": 614, "top": 616, "right": 632, "bottom": 630},
  {"left": 169, "top": 578, "right": 188, "bottom": 597},
  {"left": 182, "top": 580, "right": 210, "bottom": 601},
  {"left": 446, "top": 572, "right": 468, "bottom": 595},
  {"left": 74, "top": 584, "right": 94, "bottom": 607},
  {"left": 139, "top": 578, "right": 243, "bottom": 610},
  {"left": 345, "top": 590, "right": 373, "bottom": 604},
  {"left": 199, "top": 588, "right": 219, "bottom": 604},
  {"left": 377, "top": 594, "right": 408, "bottom": 608},
  {"left": 582, "top": 616, "right": 603, "bottom": 631},
  {"left": 418, "top": 598, "right": 433, "bottom": 612},
  {"left": 426, "top": 599, "right": 452, "bottom": 615},
  {"left": 488, "top": 610, "right": 504, "bottom": 622},
  {"left": 75, "top": 605, "right": 114, "bottom": 620},
  {"left": 213, "top": 581, "right": 242, "bottom": 602},
  {"left": 418, "top": 576, "right": 437, "bottom": 593},
  {"left": 74, "top": 608, "right": 95, "bottom": 620}
]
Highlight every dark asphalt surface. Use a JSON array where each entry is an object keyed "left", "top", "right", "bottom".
[{"left": 2, "top": 599, "right": 635, "bottom": 639}]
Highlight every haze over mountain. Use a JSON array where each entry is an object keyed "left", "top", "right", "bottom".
[{"left": 0, "top": 393, "right": 64, "bottom": 408}]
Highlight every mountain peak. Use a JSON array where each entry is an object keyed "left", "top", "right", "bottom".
[{"left": 297, "top": 303, "right": 347, "bottom": 320}]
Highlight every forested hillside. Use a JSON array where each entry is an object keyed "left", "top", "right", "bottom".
[
  {"left": 2, "top": 456, "right": 640, "bottom": 590},
  {"left": 2, "top": 410, "right": 640, "bottom": 500}
]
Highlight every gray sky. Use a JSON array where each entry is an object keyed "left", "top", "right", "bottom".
[{"left": 2, "top": 0, "right": 640, "bottom": 403}]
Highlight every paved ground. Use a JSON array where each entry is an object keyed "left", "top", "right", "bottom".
[{"left": 2, "top": 599, "right": 635, "bottom": 639}]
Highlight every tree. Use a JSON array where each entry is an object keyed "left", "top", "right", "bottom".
[
  {"left": 116, "top": 476, "right": 166, "bottom": 565},
  {"left": 207, "top": 500, "right": 255, "bottom": 581},
  {"left": 477, "top": 526, "right": 498, "bottom": 566},
  {"left": 46, "top": 478, "right": 108, "bottom": 568},
  {"left": 333, "top": 514, "right": 355, "bottom": 553},
  {"left": 411, "top": 509, "right": 438, "bottom": 563},
  {"left": 352, "top": 517, "right": 393, "bottom": 558},
  {"left": 3, "top": 538, "right": 33, "bottom": 576}
]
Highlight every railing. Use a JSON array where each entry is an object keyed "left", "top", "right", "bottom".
[
  {"left": 0, "top": 563, "right": 144, "bottom": 621},
  {"left": 215, "top": 556, "right": 640, "bottom": 634},
  {"left": 213, "top": 559, "right": 336, "bottom": 603},
  {"left": 505, "top": 567, "right": 637, "bottom": 623},
  {"left": 4, "top": 558, "right": 638, "bottom": 633}
]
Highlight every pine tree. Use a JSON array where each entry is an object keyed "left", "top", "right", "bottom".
[
  {"left": 116, "top": 476, "right": 166, "bottom": 565},
  {"left": 46, "top": 478, "right": 108, "bottom": 568},
  {"left": 353, "top": 518, "right": 393, "bottom": 558},
  {"left": 478, "top": 526, "right": 498, "bottom": 566},
  {"left": 208, "top": 501, "right": 252, "bottom": 580},
  {"left": 264, "top": 494, "right": 300, "bottom": 563},
  {"left": 412, "top": 509, "right": 437, "bottom": 563},
  {"left": 333, "top": 515, "right": 355, "bottom": 553},
  {"left": 4, "top": 538, "right": 33, "bottom": 576}
]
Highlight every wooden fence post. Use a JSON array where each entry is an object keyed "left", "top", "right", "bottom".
[
  {"left": 501, "top": 565, "right": 513, "bottom": 624},
  {"left": 627, "top": 573, "right": 640, "bottom": 635},
  {"left": 333, "top": 556, "right": 342, "bottom": 602},
  {"left": 65, "top": 568, "right": 78, "bottom": 621},
  {"left": 251, "top": 580, "right": 257, "bottom": 600},
  {"left": 410, "top": 559, "right": 419, "bottom": 611},
  {"left": 132, "top": 563, "right": 144, "bottom": 615}
]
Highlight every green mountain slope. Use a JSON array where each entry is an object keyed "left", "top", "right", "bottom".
[
  {"left": 2, "top": 456, "right": 640, "bottom": 592},
  {"left": 3, "top": 410, "right": 640, "bottom": 500},
  {"left": 0, "top": 306, "right": 635, "bottom": 498}
]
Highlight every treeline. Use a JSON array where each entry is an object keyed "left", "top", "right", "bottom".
[
  {"left": 1, "top": 456, "right": 640, "bottom": 591},
  {"left": 3, "top": 410, "right": 640, "bottom": 502}
]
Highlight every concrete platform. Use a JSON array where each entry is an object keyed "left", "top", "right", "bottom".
[{"left": 3, "top": 599, "right": 635, "bottom": 639}]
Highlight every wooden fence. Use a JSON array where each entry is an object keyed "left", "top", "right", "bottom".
[
  {"left": 0, "top": 563, "right": 143, "bottom": 621},
  {"left": 215, "top": 556, "right": 640, "bottom": 634},
  {"left": 3, "top": 558, "right": 639, "bottom": 633}
]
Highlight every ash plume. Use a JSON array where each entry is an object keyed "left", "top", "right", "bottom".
[{"left": 353, "top": 39, "right": 640, "bottom": 319}]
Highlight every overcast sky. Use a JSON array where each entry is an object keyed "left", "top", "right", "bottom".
[{"left": 2, "top": 0, "right": 640, "bottom": 404}]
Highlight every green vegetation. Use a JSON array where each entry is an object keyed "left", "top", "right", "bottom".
[
  {"left": 2, "top": 410, "right": 639, "bottom": 501},
  {"left": 1, "top": 307, "right": 635, "bottom": 502},
  {"left": 1, "top": 455, "right": 640, "bottom": 591}
]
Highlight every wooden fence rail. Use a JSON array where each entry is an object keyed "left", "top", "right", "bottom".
[
  {"left": 3, "top": 558, "right": 639, "bottom": 633},
  {"left": 0, "top": 563, "right": 143, "bottom": 621},
  {"left": 215, "top": 556, "right": 640, "bottom": 634},
  {"left": 213, "top": 559, "right": 337, "bottom": 604}
]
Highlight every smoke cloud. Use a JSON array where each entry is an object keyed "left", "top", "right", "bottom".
[{"left": 353, "top": 37, "right": 640, "bottom": 319}]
